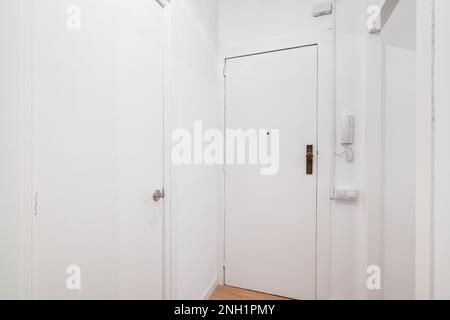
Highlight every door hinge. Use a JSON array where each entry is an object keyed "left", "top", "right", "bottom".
[
  {"left": 34, "top": 192, "right": 38, "bottom": 216},
  {"left": 223, "top": 65, "right": 227, "bottom": 78}
]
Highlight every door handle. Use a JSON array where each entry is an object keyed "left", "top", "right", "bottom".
[
  {"left": 306, "top": 145, "right": 314, "bottom": 175},
  {"left": 153, "top": 189, "right": 165, "bottom": 202}
]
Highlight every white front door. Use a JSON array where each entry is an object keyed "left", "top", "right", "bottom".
[
  {"left": 32, "top": 0, "right": 165, "bottom": 299},
  {"left": 225, "top": 45, "right": 318, "bottom": 300}
]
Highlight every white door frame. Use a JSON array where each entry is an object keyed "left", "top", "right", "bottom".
[
  {"left": 18, "top": 0, "right": 174, "bottom": 300},
  {"left": 160, "top": 0, "right": 174, "bottom": 301},
  {"left": 218, "top": 30, "right": 335, "bottom": 300}
]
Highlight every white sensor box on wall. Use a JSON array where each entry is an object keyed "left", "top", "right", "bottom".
[
  {"left": 313, "top": 3, "right": 333, "bottom": 17},
  {"left": 332, "top": 186, "right": 359, "bottom": 201}
]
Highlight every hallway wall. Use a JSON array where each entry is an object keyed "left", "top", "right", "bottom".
[
  {"left": 169, "top": 0, "right": 221, "bottom": 299},
  {"left": 380, "top": 0, "right": 416, "bottom": 299},
  {"left": 333, "top": 0, "right": 368, "bottom": 299},
  {"left": 433, "top": 0, "right": 450, "bottom": 300},
  {"left": 218, "top": 0, "right": 333, "bottom": 46},
  {"left": 0, "top": 0, "right": 22, "bottom": 300}
]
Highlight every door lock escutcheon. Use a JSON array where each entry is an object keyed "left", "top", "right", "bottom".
[{"left": 306, "top": 145, "right": 314, "bottom": 175}]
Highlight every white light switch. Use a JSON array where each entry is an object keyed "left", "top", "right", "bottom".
[{"left": 313, "top": 3, "right": 333, "bottom": 17}]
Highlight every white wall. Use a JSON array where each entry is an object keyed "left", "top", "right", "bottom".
[
  {"left": 365, "top": 0, "right": 417, "bottom": 300},
  {"left": 0, "top": 0, "right": 22, "bottom": 300},
  {"left": 219, "top": 0, "right": 333, "bottom": 46},
  {"left": 334, "top": 0, "right": 417, "bottom": 300},
  {"left": 383, "top": 44, "right": 415, "bottom": 300},
  {"left": 170, "top": 0, "right": 221, "bottom": 299},
  {"left": 333, "top": 0, "right": 368, "bottom": 299},
  {"left": 433, "top": 0, "right": 450, "bottom": 300},
  {"left": 364, "top": 0, "right": 384, "bottom": 301},
  {"left": 219, "top": 0, "right": 369, "bottom": 299},
  {"left": 380, "top": 0, "right": 416, "bottom": 300}
]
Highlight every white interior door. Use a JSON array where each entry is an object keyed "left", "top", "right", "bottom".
[
  {"left": 32, "top": 0, "right": 165, "bottom": 299},
  {"left": 225, "top": 46, "right": 318, "bottom": 300}
]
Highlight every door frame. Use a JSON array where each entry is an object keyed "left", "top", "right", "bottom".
[
  {"left": 18, "top": 0, "right": 174, "bottom": 300},
  {"left": 160, "top": 0, "right": 173, "bottom": 301},
  {"left": 218, "top": 30, "right": 335, "bottom": 300}
]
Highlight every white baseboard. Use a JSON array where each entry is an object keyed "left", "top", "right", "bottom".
[{"left": 201, "top": 278, "right": 218, "bottom": 300}]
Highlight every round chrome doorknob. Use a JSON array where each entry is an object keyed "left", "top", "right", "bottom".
[{"left": 153, "top": 189, "right": 165, "bottom": 202}]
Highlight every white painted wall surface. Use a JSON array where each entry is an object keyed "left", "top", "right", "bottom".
[
  {"left": 364, "top": 0, "right": 385, "bottom": 301},
  {"left": 381, "top": 0, "right": 416, "bottom": 300},
  {"left": 170, "top": 0, "right": 221, "bottom": 300},
  {"left": 383, "top": 46, "right": 416, "bottom": 298},
  {"left": 433, "top": 0, "right": 450, "bottom": 300},
  {"left": 219, "top": 0, "right": 333, "bottom": 46},
  {"left": 0, "top": 1, "right": 22, "bottom": 300},
  {"left": 333, "top": 0, "right": 367, "bottom": 299}
]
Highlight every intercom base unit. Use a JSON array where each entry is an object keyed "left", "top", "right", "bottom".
[{"left": 332, "top": 186, "right": 359, "bottom": 201}]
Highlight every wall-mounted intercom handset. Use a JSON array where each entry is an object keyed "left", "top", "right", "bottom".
[
  {"left": 331, "top": 115, "right": 358, "bottom": 201},
  {"left": 338, "top": 114, "right": 355, "bottom": 161}
]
